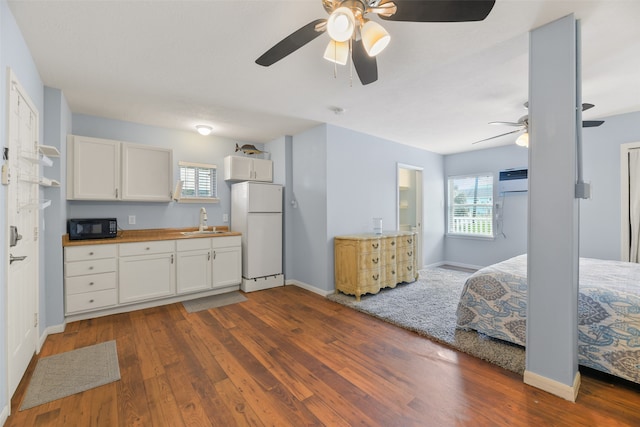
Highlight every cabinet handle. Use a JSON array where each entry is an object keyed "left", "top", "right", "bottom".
[
  {"left": 392, "top": 254, "right": 395, "bottom": 260},
  {"left": 372, "top": 257, "right": 379, "bottom": 264},
  {"left": 372, "top": 274, "right": 379, "bottom": 280},
  {"left": 115, "top": 188, "right": 118, "bottom": 198},
  {"left": 407, "top": 238, "right": 413, "bottom": 244},
  {"left": 407, "top": 266, "right": 413, "bottom": 271},
  {"left": 208, "top": 252, "right": 211, "bottom": 261},
  {"left": 89, "top": 299, "right": 94, "bottom": 303},
  {"left": 146, "top": 247, "right": 150, "bottom": 251},
  {"left": 213, "top": 251, "right": 216, "bottom": 260},
  {"left": 89, "top": 266, "right": 94, "bottom": 270},
  {"left": 89, "top": 251, "right": 94, "bottom": 256},
  {"left": 407, "top": 251, "right": 413, "bottom": 257},
  {"left": 391, "top": 241, "right": 395, "bottom": 246},
  {"left": 392, "top": 270, "right": 395, "bottom": 275},
  {"left": 89, "top": 282, "right": 94, "bottom": 286},
  {"left": 171, "top": 254, "right": 174, "bottom": 264},
  {"left": 372, "top": 243, "right": 379, "bottom": 249}
]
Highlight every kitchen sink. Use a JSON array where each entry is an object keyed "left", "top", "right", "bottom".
[{"left": 181, "top": 230, "right": 226, "bottom": 236}]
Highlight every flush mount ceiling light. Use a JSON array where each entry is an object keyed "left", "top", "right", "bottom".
[
  {"left": 255, "top": 0, "right": 496, "bottom": 85},
  {"left": 195, "top": 125, "right": 213, "bottom": 136}
]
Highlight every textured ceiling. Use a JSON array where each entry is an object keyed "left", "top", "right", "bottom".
[{"left": 8, "top": 0, "right": 640, "bottom": 154}]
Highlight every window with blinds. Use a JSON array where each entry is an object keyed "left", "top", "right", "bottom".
[
  {"left": 178, "top": 161, "right": 218, "bottom": 202},
  {"left": 447, "top": 173, "right": 494, "bottom": 237}
]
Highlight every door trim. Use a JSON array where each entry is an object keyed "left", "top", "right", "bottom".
[
  {"left": 397, "top": 163, "right": 424, "bottom": 269},
  {"left": 620, "top": 141, "right": 640, "bottom": 261}
]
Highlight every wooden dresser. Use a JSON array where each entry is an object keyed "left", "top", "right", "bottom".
[{"left": 334, "top": 231, "right": 417, "bottom": 301}]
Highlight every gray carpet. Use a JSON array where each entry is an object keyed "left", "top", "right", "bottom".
[
  {"left": 21, "top": 340, "right": 120, "bottom": 410},
  {"left": 182, "top": 291, "right": 247, "bottom": 313},
  {"left": 327, "top": 267, "right": 526, "bottom": 375}
]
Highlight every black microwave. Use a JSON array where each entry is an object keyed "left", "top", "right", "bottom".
[{"left": 67, "top": 218, "right": 118, "bottom": 240}]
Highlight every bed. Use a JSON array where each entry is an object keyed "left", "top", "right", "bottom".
[{"left": 456, "top": 254, "right": 640, "bottom": 384}]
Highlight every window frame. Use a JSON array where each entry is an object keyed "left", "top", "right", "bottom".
[
  {"left": 176, "top": 160, "right": 219, "bottom": 204},
  {"left": 447, "top": 172, "right": 495, "bottom": 239}
]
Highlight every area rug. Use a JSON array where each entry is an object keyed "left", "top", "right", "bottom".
[
  {"left": 182, "top": 291, "right": 247, "bottom": 313},
  {"left": 327, "top": 267, "right": 526, "bottom": 375},
  {"left": 21, "top": 340, "right": 120, "bottom": 410}
]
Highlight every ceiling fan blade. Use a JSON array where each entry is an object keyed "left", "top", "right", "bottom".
[
  {"left": 255, "top": 19, "right": 327, "bottom": 66},
  {"left": 489, "top": 121, "right": 524, "bottom": 127},
  {"left": 379, "top": 0, "right": 495, "bottom": 22},
  {"left": 583, "top": 120, "right": 604, "bottom": 128},
  {"left": 472, "top": 129, "right": 522, "bottom": 145},
  {"left": 582, "top": 103, "right": 595, "bottom": 111},
  {"left": 352, "top": 39, "right": 378, "bottom": 85}
]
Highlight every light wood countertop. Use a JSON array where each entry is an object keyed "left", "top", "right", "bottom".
[{"left": 62, "top": 226, "right": 241, "bottom": 247}]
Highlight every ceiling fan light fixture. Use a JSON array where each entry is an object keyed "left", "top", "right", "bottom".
[
  {"left": 323, "top": 40, "right": 349, "bottom": 65},
  {"left": 361, "top": 20, "right": 390, "bottom": 57},
  {"left": 196, "top": 125, "right": 213, "bottom": 136},
  {"left": 327, "top": 7, "right": 356, "bottom": 42},
  {"left": 515, "top": 132, "right": 529, "bottom": 147}
]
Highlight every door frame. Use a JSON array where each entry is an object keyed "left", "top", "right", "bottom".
[
  {"left": 396, "top": 163, "right": 424, "bottom": 269},
  {"left": 620, "top": 141, "right": 640, "bottom": 261},
  {"left": 5, "top": 68, "right": 41, "bottom": 401}
]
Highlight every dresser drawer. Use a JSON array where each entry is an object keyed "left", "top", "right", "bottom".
[
  {"left": 66, "top": 288, "right": 118, "bottom": 314},
  {"left": 358, "top": 239, "right": 382, "bottom": 253},
  {"left": 119, "top": 240, "right": 175, "bottom": 257},
  {"left": 66, "top": 272, "right": 117, "bottom": 295},
  {"left": 65, "top": 258, "right": 117, "bottom": 277},
  {"left": 358, "top": 252, "right": 382, "bottom": 269},
  {"left": 65, "top": 244, "right": 117, "bottom": 262},
  {"left": 397, "top": 248, "right": 415, "bottom": 262}
]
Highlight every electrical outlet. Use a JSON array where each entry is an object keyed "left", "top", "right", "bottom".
[
  {"left": 128, "top": 215, "right": 136, "bottom": 225},
  {"left": 223, "top": 213, "right": 229, "bottom": 223}
]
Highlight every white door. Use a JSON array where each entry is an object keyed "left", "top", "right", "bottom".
[
  {"left": 6, "top": 70, "right": 39, "bottom": 398},
  {"left": 245, "top": 213, "right": 282, "bottom": 278}
]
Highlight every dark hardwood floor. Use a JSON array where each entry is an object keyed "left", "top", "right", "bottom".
[{"left": 7, "top": 286, "right": 640, "bottom": 426}]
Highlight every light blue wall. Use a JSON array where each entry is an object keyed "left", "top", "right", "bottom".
[
  {"left": 580, "top": 111, "right": 640, "bottom": 260},
  {"left": 0, "top": 0, "right": 45, "bottom": 415},
  {"left": 289, "top": 124, "right": 444, "bottom": 292},
  {"left": 42, "top": 87, "right": 71, "bottom": 329},
  {"left": 70, "top": 114, "right": 263, "bottom": 229},
  {"left": 444, "top": 144, "right": 529, "bottom": 267}
]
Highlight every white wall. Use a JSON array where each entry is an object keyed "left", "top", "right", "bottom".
[{"left": 444, "top": 144, "right": 529, "bottom": 267}]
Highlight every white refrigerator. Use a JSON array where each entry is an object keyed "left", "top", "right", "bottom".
[{"left": 231, "top": 181, "right": 284, "bottom": 292}]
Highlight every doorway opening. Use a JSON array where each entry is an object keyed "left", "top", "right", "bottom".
[{"left": 397, "top": 163, "right": 423, "bottom": 269}]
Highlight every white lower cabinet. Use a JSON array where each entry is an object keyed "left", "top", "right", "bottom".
[
  {"left": 64, "top": 244, "right": 118, "bottom": 315},
  {"left": 64, "top": 236, "right": 242, "bottom": 318},
  {"left": 212, "top": 237, "right": 242, "bottom": 288},
  {"left": 176, "top": 239, "right": 212, "bottom": 294},
  {"left": 118, "top": 241, "right": 176, "bottom": 304}
]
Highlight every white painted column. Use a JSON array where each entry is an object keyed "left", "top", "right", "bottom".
[{"left": 525, "top": 14, "right": 581, "bottom": 401}]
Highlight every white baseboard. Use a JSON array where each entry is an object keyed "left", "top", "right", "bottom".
[
  {"left": 524, "top": 370, "right": 581, "bottom": 402},
  {"left": 0, "top": 404, "right": 9, "bottom": 426},
  {"left": 439, "top": 260, "right": 485, "bottom": 271},
  {"left": 285, "top": 280, "right": 333, "bottom": 297},
  {"left": 38, "top": 322, "right": 66, "bottom": 353}
]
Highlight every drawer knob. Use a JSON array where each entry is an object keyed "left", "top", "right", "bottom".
[
  {"left": 392, "top": 270, "right": 395, "bottom": 275},
  {"left": 89, "top": 266, "right": 94, "bottom": 270},
  {"left": 146, "top": 247, "right": 151, "bottom": 250},
  {"left": 89, "top": 299, "right": 95, "bottom": 303},
  {"left": 89, "top": 282, "right": 94, "bottom": 286},
  {"left": 89, "top": 251, "right": 94, "bottom": 256},
  {"left": 391, "top": 241, "right": 395, "bottom": 246}
]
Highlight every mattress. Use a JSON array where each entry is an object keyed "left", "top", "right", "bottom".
[{"left": 456, "top": 254, "right": 640, "bottom": 383}]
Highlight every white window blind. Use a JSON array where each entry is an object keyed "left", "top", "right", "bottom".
[
  {"left": 178, "top": 161, "right": 218, "bottom": 201},
  {"left": 448, "top": 173, "right": 494, "bottom": 237}
]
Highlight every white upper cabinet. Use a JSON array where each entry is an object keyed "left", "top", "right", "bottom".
[
  {"left": 67, "top": 135, "right": 172, "bottom": 202},
  {"left": 68, "top": 135, "right": 120, "bottom": 200},
  {"left": 224, "top": 155, "right": 273, "bottom": 182},
  {"left": 121, "top": 143, "right": 173, "bottom": 202}
]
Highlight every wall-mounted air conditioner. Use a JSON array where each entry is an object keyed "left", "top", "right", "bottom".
[{"left": 498, "top": 168, "right": 528, "bottom": 193}]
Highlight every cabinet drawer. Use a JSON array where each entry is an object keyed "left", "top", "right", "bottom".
[
  {"left": 66, "top": 288, "right": 117, "bottom": 314},
  {"left": 65, "top": 244, "right": 117, "bottom": 262},
  {"left": 382, "top": 237, "right": 397, "bottom": 250},
  {"left": 66, "top": 272, "right": 117, "bottom": 295},
  {"left": 384, "top": 250, "right": 397, "bottom": 264},
  {"left": 176, "top": 238, "right": 211, "bottom": 252},
  {"left": 358, "top": 239, "right": 382, "bottom": 253},
  {"left": 65, "top": 258, "right": 117, "bottom": 277},
  {"left": 119, "top": 240, "right": 175, "bottom": 257},
  {"left": 398, "top": 249, "right": 415, "bottom": 262},
  {"left": 357, "top": 267, "right": 384, "bottom": 287},
  {"left": 211, "top": 236, "right": 241, "bottom": 249}
]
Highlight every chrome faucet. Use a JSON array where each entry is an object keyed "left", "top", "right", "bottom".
[{"left": 199, "top": 207, "right": 208, "bottom": 231}]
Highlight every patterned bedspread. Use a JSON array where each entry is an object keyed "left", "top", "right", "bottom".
[{"left": 456, "top": 254, "right": 640, "bottom": 383}]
